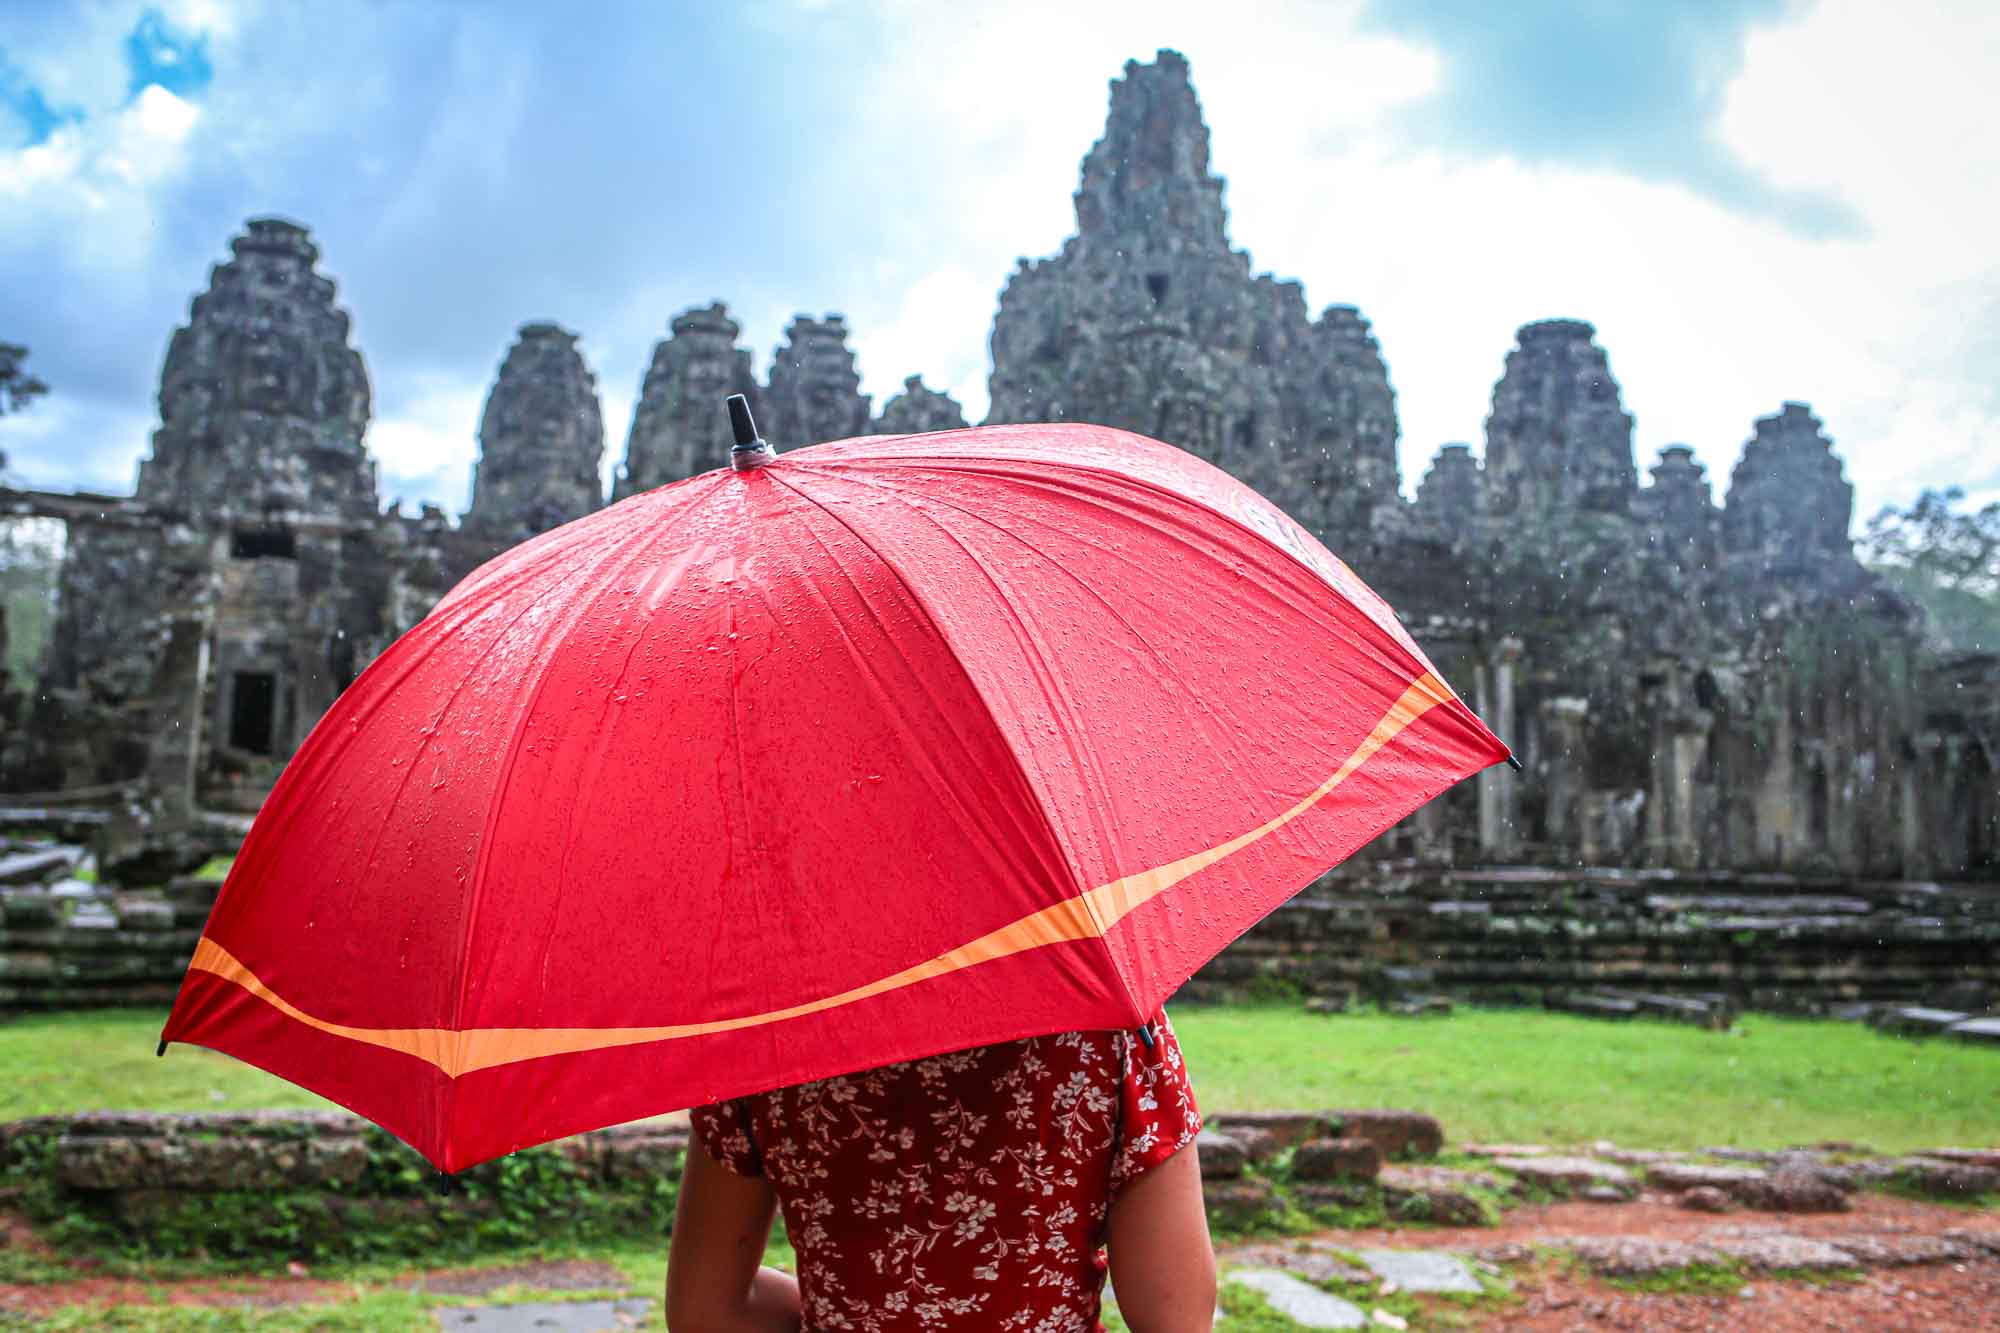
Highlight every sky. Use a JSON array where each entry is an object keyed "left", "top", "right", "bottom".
[{"left": 0, "top": 0, "right": 1995, "bottom": 528}]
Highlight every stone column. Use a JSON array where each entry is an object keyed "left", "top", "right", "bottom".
[
  {"left": 1665, "top": 708, "right": 1712, "bottom": 868},
  {"left": 1477, "top": 638, "right": 1522, "bottom": 858},
  {"left": 1539, "top": 696, "right": 1589, "bottom": 853}
]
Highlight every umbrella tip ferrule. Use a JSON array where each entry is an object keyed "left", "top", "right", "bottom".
[
  {"left": 726, "top": 394, "right": 775, "bottom": 472},
  {"left": 156, "top": 1038, "right": 168, "bottom": 1057},
  {"left": 1505, "top": 752, "right": 1524, "bottom": 773}
]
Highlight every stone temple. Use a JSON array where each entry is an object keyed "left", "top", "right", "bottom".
[{"left": 1, "top": 50, "right": 1993, "bottom": 887}]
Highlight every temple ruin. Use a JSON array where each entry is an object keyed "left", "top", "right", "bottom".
[{"left": 0, "top": 50, "right": 1993, "bottom": 892}]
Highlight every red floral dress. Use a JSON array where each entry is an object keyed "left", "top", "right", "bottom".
[{"left": 689, "top": 1011, "right": 1202, "bottom": 1332}]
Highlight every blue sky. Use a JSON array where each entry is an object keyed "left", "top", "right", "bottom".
[{"left": 1, "top": 1, "right": 1995, "bottom": 525}]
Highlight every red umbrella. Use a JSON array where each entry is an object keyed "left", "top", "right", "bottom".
[{"left": 161, "top": 406, "right": 1509, "bottom": 1171}]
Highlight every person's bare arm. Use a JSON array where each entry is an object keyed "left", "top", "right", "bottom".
[
  {"left": 665, "top": 1137, "right": 802, "bottom": 1333},
  {"left": 1105, "top": 1141, "right": 1217, "bottom": 1333}
]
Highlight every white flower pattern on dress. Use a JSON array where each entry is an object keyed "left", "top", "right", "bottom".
[{"left": 690, "top": 1013, "right": 1201, "bottom": 1333}]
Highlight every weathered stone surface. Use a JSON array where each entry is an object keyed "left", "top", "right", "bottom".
[
  {"left": 1354, "top": 1249, "right": 1482, "bottom": 1294},
  {"left": 615, "top": 302, "right": 761, "bottom": 498},
  {"left": 1462, "top": 1144, "right": 1549, "bottom": 1159},
  {"left": 1875, "top": 1157, "right": 2000, "bottom": 1197},
  {"left": 1561, "top": 1237, "right": 1729, "bottom": 1278},
  {"left": 1225, "top": 1242, "right": 1371, "bottom": 1286},
  {"left": 1225, "top": 1270, "right": 1366, "bottom": 1328},
  {"left": 1707, "top": 1231, "right": 1855, "bottom": 1272},
  {"left": 55, "top": 1131, "right": 369, "bottom": 1191},
  {"left": 1203, "top": 1176, "right": 1284, "bottom": 1230},
  {"left": 1496, "top": 1156, "right": 1632, "bottom": 1196},
  {"left": 871, "top": 375, "right": 967, "bottom": 436},
  {"left": 764, "top": 314, "right": 869, "bottom": 448},
  {"left": 1195, "top": 1129, "right": 1247, "bottom": 1180},
  {"left": 1329, "top": 1110, "right": 1443, "bottom": 1160},
  {"left": 1680, "top": 1185, "right": 1735, "bottom": 1212},
  {"left": 1827, "top": 1234, "right": 1974, "bottom": 1267},
  {"left": 465, "top": 323, "right": 604, "bottom": 543},
  {"left": 1744, "top": 1166, "right": 1852, "bottom": 1213},
  {"left": 1209, "top": 1112, "right": 1332, "bottom": 1150},
  {"left": 1947, "top": 1017, "right": 2000, "bottom": 1045},
  {"left": 1483, "top": 319, "right": 1634, "bottom": 517},
  {"left": 1226, "top": 1125, "right": 1281, "bottom": 1164},
  {"left": 1292, "top": 1137, "right": 1382, "bottom": 1182},
  {"left": 1646, "top": 1162, "right": 1768, "bottom": 1197},
  {"left": 0, "top": 848, "right": 77, "bottom": 884},
  {"left": 1375, "top": 1166, "right": 1496, "bottom": 1227},
  {"left": 1914, "top": 1147, "right": 2000, "bottom": 1169},
  {"left": 1871, "top": 1006, "right": 1971, "bottom": 1036}
]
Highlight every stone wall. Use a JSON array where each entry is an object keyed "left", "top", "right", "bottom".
[
  {"left": 1188, "top": 864, "right": 2000, "bottom": 1013},
  {"left": 0, "top": 859, "right": 215, "bottom": 1010}
]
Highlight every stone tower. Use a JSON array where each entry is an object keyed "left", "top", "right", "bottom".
[
  {"left": 1641, "top": 444, "right": 1718, "bottom": 567},
  {"left": 1417, "top": 443, "right": 1484, "bottom": 528},
  {"left": 1721, "top": 402, "right": 1855, "bottom": 564},
  {"left": 614, "top": 303, "right": 762, "bottom": 499},
  {"left": 136, "top": 217, "right": 375, "bottom": 521},
  {"left": 763, "top": 315, "right": 870, "bottom": 448},
  {"left": 984, "top": 50, "right": 1400, "bottom": 548},
  {"left": 871, "top": 375, "right": 968, "bottom": 435},
  {"left": 1483, "top": 319, "right": 1636, "bottom": 516},
  {"left": 465, "top": 323, "right": 604, "bottom": 542}
]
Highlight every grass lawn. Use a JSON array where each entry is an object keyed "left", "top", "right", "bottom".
[
  {"left": 4, "top": 1004, "right": 1996, "bottom": 1152},
  {"left": 1172, "top": 1003, "right": 2000, "bottom": 1153}
]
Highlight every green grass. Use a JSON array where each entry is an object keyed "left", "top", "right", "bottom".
[
  {"left": 1, "top": 1011, "right": 338, "bottom": 1119},
  {"left": 1171, "top": 1003, "right": 2000, "bottom": 1153},
  {"left": 6, "top": 1006, "right": 1998, "bottom": 1153}
]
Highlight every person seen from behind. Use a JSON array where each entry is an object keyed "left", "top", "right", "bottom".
[{"left": 666, "top": 1010, "right": 1215, "bottom": 1331}]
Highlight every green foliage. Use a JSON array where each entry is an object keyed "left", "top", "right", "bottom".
[
  {"left": 1861, "top": 485, "right": 2000, "bottom": 651},
  {"left": 0, "top": 516, "right": 63, "bottom": 691}
]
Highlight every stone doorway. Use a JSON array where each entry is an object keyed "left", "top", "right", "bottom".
[{"left": 228, "top": 671, "right": 276, "bottom": 755}]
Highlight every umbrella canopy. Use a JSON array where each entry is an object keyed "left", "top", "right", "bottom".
[{"left": 162, "top": 419, "right": 1509, "bottom": 1171}]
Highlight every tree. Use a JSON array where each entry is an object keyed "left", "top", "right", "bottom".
[
  {"left": 1860, "top": 487, "right": 2000, "bottom": 652},
  {"left": 0, "top": 341, "right": 50, "bottom": 478}
]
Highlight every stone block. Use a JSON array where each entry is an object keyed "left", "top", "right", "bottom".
[
  {"left": 1195, "top": 1130, "right": 1247, "bottom": 1180},
  {"left": 1497, "top": 1155, "right": 1633, "bottom": 1197},
  {"left": 1680, "top": 1186, "right": 1734, "bottom": 1212},
  {"left": 1227, "top": 1125, "right": 1280, "bottom": 1164},
  {"left": 0, "top": 848, "right": 79, "bottom": 885},
  {"left": 596, "top": 1133, "right": 686, "bottom": 1183},
  {"left": 1645, "top": 1162, "right": 1766, "bottom": 1199},
  {"left": 1881, "top": 1157, "right": 2000, "bottom": 1198},
  {"left": 1225, "top": 1270, "right": 1365, "bottom": 1328},
  {"left": 1828, "top": 1234, "right": 1973, "bottom": 1266},
  {"left": 1947, "top": 1017, "right": 2000, "bottom": 1045},
  {"left": 1563, "top": 1236, "right": 1728, "bottom": 1278},
  {"left": 1869, "top": 1006, "right": 1968, "bottom": 1037},
  {"left": 0, "top": 890, "right": 57, "bottom": 926},
  {"left": 1208, "top": 1111, "right": 1333, "bottom": 1151},
  {"left": 1291, "top": 1137, "right": 1381, "bottom": 1182},
  {"left": 54, "top": 1131, "right": 369, "bottom": 1191},
  {"left": 1709, "top": 1233, "right": 1854, "bottom": 1272},
  {"left": 1354, "top": 1248, "right": 1482, "bottom": 1294},
  {"left": 1203, "top": 1176, "right": 1284, "bottom": 1231},
  {"left": 1913, "top": 1147, "right": 2000, "bottom": 1169},
  {"left": 112, "top": 895, "right": 176, "bottom": 931},
  {"left": 1376, "top": 1165, "right": 1496, "bottom": 1226},
  {"left": 1328, "top": 1109, "right": 1444, "bottom": 1160},
  {"left": 1742, "top": 1166, "right": 1852, "bottom": 1213}
]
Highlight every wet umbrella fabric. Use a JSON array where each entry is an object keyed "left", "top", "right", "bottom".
[{"left": 161, "top": 422, "right": 1510, "bottom": 1171}]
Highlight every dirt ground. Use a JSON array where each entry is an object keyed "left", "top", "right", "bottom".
[{"left": 5, "top": 1197, "right": 1999, "bottom": 1328}]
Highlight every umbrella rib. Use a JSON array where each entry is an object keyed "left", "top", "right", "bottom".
[
  {"left": 765, "top": 468, "right": 1093, "bottom": 919},
  {"left": 779, "top": 468, "right": 1138, "bottom": 939},
  {"left": 174, "top": 673, "right": 1456, "bottom": 1078},
  {"left": 447, "top": 483, "right": 717, "bottom": 1073}
]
